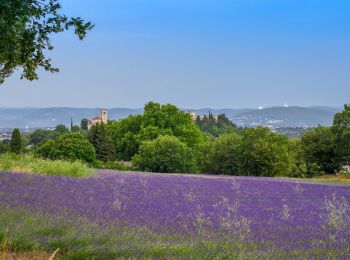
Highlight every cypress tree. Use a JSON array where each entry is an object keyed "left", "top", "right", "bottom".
[
  {"left": 10, "top": 128, "right": 22, "bottom": 154},
  {"left": 70, "top": 117, "right": 74, "bottom": 132},
  {"left": 88, "top": 123, "right": 115, "bottom": 162}
]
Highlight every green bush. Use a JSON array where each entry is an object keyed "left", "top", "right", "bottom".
[
  {"left": 199, "top": 133, "right": 242, "bottom": 175},
  {"left": 238, "top": 127, "right": 294, "bottom": 177},
  {"left": 301, "top": 126, "right": 340, "bottom": 175},
  {"left": 0, "top": 141, "right": 10, "bottom": 154},
  {"left": 36, "top": 133, "right": 96, "bottom": 164},
  {"left": 0, "top": 153, "right": 94, "bottom": 177},
  {"left": 107, "top": 102, "right": 205, "bottom": 161},
  {"left": 132, "top": 135, "right": 197, "bottom": 173}
]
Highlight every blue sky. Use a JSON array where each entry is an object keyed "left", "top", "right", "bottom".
[{"left": 1, "top": 0, "right": 350, "bottom": 108}]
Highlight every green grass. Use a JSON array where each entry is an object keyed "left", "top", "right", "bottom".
[
  {"left": 0, "top": 153, "right": 94, "bottom": 178},
  {"left": 0, "top": 205, "right": 347, "bottom": 259}
]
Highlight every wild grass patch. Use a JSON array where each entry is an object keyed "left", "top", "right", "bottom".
[{"left": 0, "top": 153, "right": 94, "bottom": 178}]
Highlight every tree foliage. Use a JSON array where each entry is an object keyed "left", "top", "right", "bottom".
[
  {"left": 29, "top": 129, "right": 56, "bottom": 146},
  {"left": 0, "top": 141, "right": 10, "bottom": 154},
  {"left": 332, "top": 104, "right": 350, "bottom": 166},
  {"left": 301, "top": 126, "right": 339, "bottom": 175},
  {"left": 0, "top": 0, "right": 93, "bottom": 84},
  {"left": 54, "top": 124, "right": 69, "bottom": 136},
  {"left": 36, "top": 132, "right": 96, "bottom": 163},
  {"left": 238, "top": 127, "right": 293, "bottom": 177},
  {"left": 80, "top": 118, "right": 89, "bottom": 132},
  {"left": 132, "top": 135, "right": 197, "bottom": 173},
  {"left": 108, "top": 102, "right": 204, "bottom": 161},
  {"left": 88, "top": 123, "right": 115, "bottom": 162},
  {"left": 10, "top": 128, "right": 22, "bottom": 154},
  {"left": 199, "top": 133, "right": 241, "bottom": 175},
  {"left": 196, "top": 112, "right": 238, "bottom": 137}
]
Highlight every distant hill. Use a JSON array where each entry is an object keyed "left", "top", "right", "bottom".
[
  {"left": 0, "top": 106, "right": 342, "bottom": 129},
  {"left": 228, "top": 106, "right": 342, "bottom": 128},
  {"left": 0, "top": 107, "right": 143, "bottom": 128}
]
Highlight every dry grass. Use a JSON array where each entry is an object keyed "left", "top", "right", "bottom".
[{"left": 1, "top": 251, "right": 52, "bottom": 260}]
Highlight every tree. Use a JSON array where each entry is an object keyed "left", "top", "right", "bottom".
[
  {"left": 199, "top": 133, "right": 241, "bottom": 175},
  {"left": 289, "top": 138, "right": 307, "bottom": 178},
  {"left": 108, "top": 102, "right": 205, "bottom": 161},
  {"left": 301, "top": 126, "right": 340, "bottom": 175},
  {"left": 35, "top": 139, "right": 57, "bottom": 159},
  {"left": 71, "top": 125, "right": 80, "bottom": 133},
  {"left": 238, "top": 127, "right": 293, "bottom": 177},
  {"left": 0, "top": 0, "right": 93, "bottom": 84},
  {"left": 332, "top": 104, "right": 350, "bottom": 167},
  {"left": 70, "top": 118, "right": 74, "bottom": 132},
  {"left": 196, "top": 113, "right": 238, "bottom": 137},
  {"left": 107, "top": 115, "right": 143, "bottom": 161},
  {"left": 0, "top": 141, "right": 10, "bottom": 154},
  {"left": 54, "top": 124, "right": 69, "bottom": 136},
  {"left": 88, "top": 123, "right": 115, "bottom": 162},
  {"left": 29, "top": 129, "right": 56, "bottom": 146},
  {"left": 36, "top": 133, "right": 96, "bottom": 163},
  {"left": 132, "top": 135, "right": 197, "bottom": 173},
  {"left": 80, "top": 118, "right": 89, "bottom": 132},
  {"left": 10, "top": 128, "right": 22, "bottom": 154}
]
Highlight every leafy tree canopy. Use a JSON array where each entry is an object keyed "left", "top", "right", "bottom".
[
  {"left": 332, "top": 104, "right": 350, "bottom": 165},
  {"left": 36, "top": 132, "right": 96, "bottom": 163},
  {"left": 196, "top": 112, "right": 238, "bottom": 137},
  {"left": 108, "top": 102, "right": 204, "bottom": 161},
  {"left": 80, "top": 118, "right": 89, "bottom": 132},
  {"left": 301, "top": 126, "right": 340, "bottom": 175},
  {"left": 199, "top": 133, "right": 242, "bottom": 175},
  {"left": 239, "top": 127, "right": 293, "bottom": 177},
  {"left": 29, "top": 129, "right": 56, "bottom": 146},
  {"left": 132, "top": 135, "right": 197, "bottom": 173},
  {"left": 0, "top": 0, "right": 93, "bottom": 84},
  {"left": 54, "top": 124, "right": 69, "bottom": 136},
  {"left": 0, "top": 141, "right": 10, "bottom": 154}
]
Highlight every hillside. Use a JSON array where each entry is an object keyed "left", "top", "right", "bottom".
[
  {"left": 0, "top": 106, "right": 342, "bottom": 128},
  {"left": 230, "top": 106, "right": 341, "bottom": 128}
]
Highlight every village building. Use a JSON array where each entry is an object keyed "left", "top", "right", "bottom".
[
  {"left": 189, "top": 111, "right": 197, "bottom": 121},
  {"left": 88, "top": 109, "right": 109, "bottom": 129}
]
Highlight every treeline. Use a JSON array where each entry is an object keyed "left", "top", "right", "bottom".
[
  {"left": 1, "top": 102, "right": 350, "bottom": 177},
  {"left": 196, "top": 112, "right": 240, "bottom": 137}
]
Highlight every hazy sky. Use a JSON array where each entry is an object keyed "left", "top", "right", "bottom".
[{"left": 1, "top": 0, "right": 350, "bottom": 108}]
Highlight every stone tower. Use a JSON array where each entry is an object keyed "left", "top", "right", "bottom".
[{"left": 101, "top": 109, "right": 108, "bottom": 124}]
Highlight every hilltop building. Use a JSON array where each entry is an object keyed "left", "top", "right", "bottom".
[
  {"left": 88, "top": 109, "right": 108, "bottom": 129},
  {"left": 189, "top": 111, "right": 197, "bottom": 121}
]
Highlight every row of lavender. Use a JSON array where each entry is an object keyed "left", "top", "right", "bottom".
[{"left": 0, "top": 171, "right": 349, "bottom": 252}]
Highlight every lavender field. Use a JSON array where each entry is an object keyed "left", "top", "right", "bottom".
[{"left": 1, "top": 170, "right": 350, "bottom": 258}]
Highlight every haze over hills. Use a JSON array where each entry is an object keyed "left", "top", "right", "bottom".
[{"left": 0, "top": 106, "right": 342, "bottom": 129}]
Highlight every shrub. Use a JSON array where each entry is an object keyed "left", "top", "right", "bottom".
[
  {"left": 238, "top": 127, "right": 293, "bottom": 177},
  {"left": 36, "top": 133, "right": 96, "bottom": 164},
  {"left": 0, "top": 142, "right": 10, "bottom": 154},
  {"left": 35, "top": 139, "right": 57, "bottom": 159},
  {"left": 132, "top": 135, "right": 197, "bottom": 173},
  {"left": 29, "top": 129, "right": 56, "bottom": 146},
  {"left": 301, "top": 126, "right": 340, "bottom": 175},
  {"left": 199, "top": 133, "right": 242, "bottom": 175}
]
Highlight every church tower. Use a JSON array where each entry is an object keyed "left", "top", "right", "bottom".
[{"left": 101, "top": 109, "right": 108, "bottom": 124}]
